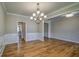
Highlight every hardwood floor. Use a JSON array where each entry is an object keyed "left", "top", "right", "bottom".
[{"left": 2, "top": 38, "right": 79, "bottom": 57}]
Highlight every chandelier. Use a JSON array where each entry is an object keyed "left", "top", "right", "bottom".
[{"left": 30, "top": 3, "right": 47, "bottom": 24}]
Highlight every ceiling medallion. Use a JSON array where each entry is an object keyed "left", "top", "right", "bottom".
[{"left": 30, "top": 3, "right": 47, "bottom": 24}]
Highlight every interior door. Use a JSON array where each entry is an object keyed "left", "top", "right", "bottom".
[{"left": 18, "top": 22, "right": 26, "bottom": 42}]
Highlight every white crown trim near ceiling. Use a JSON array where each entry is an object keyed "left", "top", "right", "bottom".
[
  {"left": 0, "top": 3, "right": 7, "bottom": 14},
  {"left": 7, "top": 12, "right": 30, "bottom": 18},
  {"left": 47, "top": 3, "right": 79, "bottom": 19},
  {"left": 5, "top": 3, "right": 79, "bottom": 20}
]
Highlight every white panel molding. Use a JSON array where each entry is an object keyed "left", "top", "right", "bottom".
[
  {"left": 26, "top": 33, "right": 43, "bottom": 41},
  {"left": 4, "top": 33, "right": 19, "bottom": 45},
  {"left": 38, "top": 33, "right": 44, "bottom": 41},
  {"left": 3, "top": 33, "right": 44, "bottom": 45},
  {"left": 4, "top": 33, "right": 44, "bottom": 44},
  {"left": 3, "top": 33, "right": 79, "bottom": 45}
]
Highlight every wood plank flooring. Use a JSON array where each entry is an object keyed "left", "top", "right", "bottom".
[{"left": 2, "top": 38, "right": 79, "bottom": 57}]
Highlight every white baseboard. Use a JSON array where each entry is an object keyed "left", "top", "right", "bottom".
[{"left": 52, "top": 37, "right": 79, "bottom": 43}]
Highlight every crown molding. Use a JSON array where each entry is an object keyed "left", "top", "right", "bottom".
[
  {"left": 7, "top": 12, "right": 30, "bottom": 18},
  {"left": 47, "top": 3, "right": 79, "bottom": 19},
  {"left": 0, "top": 3, "right": 7, "bottom": 14}
]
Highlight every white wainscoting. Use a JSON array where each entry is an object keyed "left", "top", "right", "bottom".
[
  {"left": 26, "top": 33, "right": 44, "bottom": 41},
  {"left": 48, "top": 33, "right": 53, "bottom": 38},
  {"left": 4, "top": 33, "right": 19, "bottom": 45},
  {"left": 0, "top": 36, "right": 5, "bottom": 56},
  {"left": 38, "top": 33, "right": 44, "bottom": 41},
  {"left": 5, "top": 33, "right": 79, "bottom": 44},
  {"left": 49, "top": 33, "right": 79, "bottom": 43},
  {"left": 4, "top": 33, "right": 44, "bottom": 45},
  {"left": 44, "top": 33, "right": 53, "bottom": 38},
  {"left": 0, "top": 33, "right": 43, "bottom": 56}
]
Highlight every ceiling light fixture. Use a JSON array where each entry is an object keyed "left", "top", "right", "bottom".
[
  {"left": 65, "top": 13, "right": 74, "bottom": 17},
  {"left": 30, "top": 3, "right": 47, "bottom": 24}
]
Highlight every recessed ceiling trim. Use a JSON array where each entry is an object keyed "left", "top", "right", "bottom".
[
  {"left": 48, "top": 3, "right": 78, "bottom": 15},
  {"left": 48, "top": 3, "right": 79, "bottom": 19},
  {"left": 47, "top": 8, "right": 79, "bottom": 20}
]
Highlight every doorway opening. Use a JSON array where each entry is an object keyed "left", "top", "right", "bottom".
[
  {"left": 44, "top": 23, "right": 48, "bottom": 40},
  {"left": 17, "top": 22, "right": 26, "bottom": 43}
]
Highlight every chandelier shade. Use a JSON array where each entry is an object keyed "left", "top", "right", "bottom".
[{"left": 30, "top": 3, "right": 47, "bottom": 24}]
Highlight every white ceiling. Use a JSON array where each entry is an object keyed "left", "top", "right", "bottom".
[{"left": 4, "top": 2, "right": 76, "bottom": 16}]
